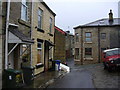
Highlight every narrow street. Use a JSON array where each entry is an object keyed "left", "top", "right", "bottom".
[{"left": 47, "top": 59, "right": 120, "bottom": 88}]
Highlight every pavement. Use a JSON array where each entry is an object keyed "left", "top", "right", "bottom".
[
  {"left": 47, "top": 59, "right": 120, "bottom": 88},
  {"left": 24, "top": 70, "right": 67, "bottom": 88},
  {"left": 48, "top": 59, "right": 95, "bottom": 88}
]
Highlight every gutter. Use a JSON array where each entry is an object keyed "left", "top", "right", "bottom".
[{"left": 5, "top": 0, "right": 11, "bottom": 69}]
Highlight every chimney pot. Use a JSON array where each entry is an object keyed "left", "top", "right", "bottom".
[{"left": 109, "top": 9, "right": 113, "bottom": 22}]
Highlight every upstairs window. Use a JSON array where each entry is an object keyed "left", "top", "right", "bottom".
[
  {"left": 85, "top": 32, "right": 92, "bottom": 42},
  {"left": 101, "top": 33, "right": 106, "bottom": 39},
  {"left": 75, "top": 33, "right": 79, "bottom": 42},
  {"left": 38, "top": 8, "right": 43, "bottom": 29},
  {"left": 49, "top": 17, "right": 52, "bottom": 33},
  {"left": 21, "top": 0, "right": 28, "bottom": 21}
]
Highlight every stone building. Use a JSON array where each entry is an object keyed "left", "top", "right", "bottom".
[
  {"left": 0, "top": 1, "right": 2, "bottom": 89},
  {"left": 0, "top": 1, "right": 2, "bottom": 75},
  {"left": 31, "top": 1, "right": 56, "bottom": 75},
  {"left": 65, "top": 31, "right": 74, "bottom": 60},
  {"left": 74, "top": 10, "right": 120, "bottom": 65},
  {"left": 2, "top": 1, "right": 34, "bottom": 70},
  {"left": 54, "top": 26, "right": 66, "bottom": 63}
]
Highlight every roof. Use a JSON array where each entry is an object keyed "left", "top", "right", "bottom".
[
  {"left": 74, "top": 18, "right": 120, "bottom": 29},
  {"left": 54, "top": 26, "right": 66, "bottom": 35},
  {"left": 9, "top": 29, "right": 34, "bottom": 43},
  {"left": 103, "top": 48, "right": 120, "bottom": 53},
  {"left": 41, "top": 2, "right": 56, "bottom": 16}
]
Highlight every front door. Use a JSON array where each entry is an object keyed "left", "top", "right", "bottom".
[{"left": 44, "top": 45, "right": 49, "bottom": 71}]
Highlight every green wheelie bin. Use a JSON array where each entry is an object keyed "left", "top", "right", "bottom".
[{"left": 4, "top": 69, "right": 24, "bottom": 88}]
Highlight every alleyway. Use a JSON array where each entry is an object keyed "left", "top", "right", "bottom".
[{"left": 47, "top": 59, "right": 120, "bottom": 88}]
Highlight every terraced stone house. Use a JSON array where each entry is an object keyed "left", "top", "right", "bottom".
[
  {"left": 2, "top": 0, "right": 34, "bottom": 71},
  {"left": 31, "top": 1, "right": 56, "bottom": 75},
  {"left": 74, "top": 10, "right": 120, "bottom": 65}
]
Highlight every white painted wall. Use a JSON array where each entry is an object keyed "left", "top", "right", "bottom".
[{"left": 8, "top": 44, "right": 14, "bottom": 69}]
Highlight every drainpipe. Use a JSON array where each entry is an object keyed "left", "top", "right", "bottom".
[
  {"left": 30, "top": 0, "right": 34, "bottom": 66},
  {"left": 98, "top": 26, "right": 100, "bottom": 63},
  {"left": 5, "top": 0, "right": 11, "bottom": 69},
  {"left": 81, "top": 27, "right": 83, "bottom": 65}
]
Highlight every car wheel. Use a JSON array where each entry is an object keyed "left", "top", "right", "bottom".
[
  {"left": 108, "top": 67, "right": 112, "bottom": 72},
  {"left": 103, "top": 63, "right": 107, "bottom": 70}
]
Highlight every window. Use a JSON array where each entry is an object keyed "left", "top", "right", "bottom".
[
  {"left": 37, "top": 42, "right": 42, "bottom": 63},
  {"left": 49, "top": 17, "right": 52, "bottom": 33},
  {"left": 38, "top": 8, "right": 43, "bottom": 29},
  {"left": 101, "top": 33, "right": 106, "bottom": 39},
  {"left": 49, "top": 47, "right": 52, "bottom": 59},
  {"left": 21, "top": 0, "right": 28, "bottom": 21},
  {"left": 85, "top": 32, "right": 92, "bottom": 42},
  {"left": 75, "top": 33, "right": 79, "bottom": 42},
  {"left": 75, "top": 48, "right": 79, "bottom": 59},
  {"left": 85, "top": 48, "right": 92, "bottom": 58}
]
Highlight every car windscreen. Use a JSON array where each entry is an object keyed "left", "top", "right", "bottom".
[{"left": 106, "top": 49, "right": 120, "bottom": 56}]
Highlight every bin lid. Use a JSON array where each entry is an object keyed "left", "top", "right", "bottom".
[
  {"left": 54, "top": 60, "right": 61, "bottom": 62},
  {"left": 5, "top": 69, "right": 22, "bottom": 74},
  {"left": 22, "top": 66, "right": 35, "bottom": 70}
]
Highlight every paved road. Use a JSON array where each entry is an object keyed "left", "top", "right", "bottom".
[
  {"left": 48, "top": 59, "right": 95, "bottom": 88},
  {"left": 48, "top": 59, "right": 120, "bottom": 88}
]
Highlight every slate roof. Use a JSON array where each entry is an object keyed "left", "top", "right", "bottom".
[
  {"left": 74, "top": 18, "right": 120, "bottom": 29},
  {"left": 9, "top": 29, "right": 34, "bottom": 43},
  {"left": 54, "top": 26, "right": 66, "bottom": 35}
]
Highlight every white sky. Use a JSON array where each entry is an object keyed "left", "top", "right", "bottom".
[{"left": 44, "top": 0, "right": 119, "bottom": 34}]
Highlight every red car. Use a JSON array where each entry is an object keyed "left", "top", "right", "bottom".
[{"left": 102, "top": 48, "right": 120, "bottom": 71}]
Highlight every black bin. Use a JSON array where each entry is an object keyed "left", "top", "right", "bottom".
[
  {"left": 22, "top": 66, "right": 34, "bottom": 85},
  {"left": 4, "top": 69, "right": 24, "bottom": 88},
  {"left": 52, "top": 60, "right": 56, "bottom": 71}
]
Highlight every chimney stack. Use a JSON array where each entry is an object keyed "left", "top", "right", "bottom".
[
  {"left": 109, "top": 9, "right": 113, "bottom": 22},
  {"left": 66, "top": 31, "right": 70, "bottom": 33}
]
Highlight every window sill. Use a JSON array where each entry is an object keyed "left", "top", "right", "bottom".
[
  {"left": 48, "top": 33, "right": 53, "bottom": 37},
  {"left": 18, "top": 19, "right": 31, "bottom": 27},
  {"left": 35, "top": 63, "right": 44, "bottom": 69},
  {"left": 101, "top": 39, "right": 106, "bottom": 41},
  {"left": 84, "top": 58, "right": 93, "bottom": 60},
  {"left": 36, "top": 27, "right": 45, "bottom": 33},
  {"left": 74, "top": 59, "right": 80, "bottom": 61},
  {"left": 84, "top": 42, "right": 92, "bottom": 44}
]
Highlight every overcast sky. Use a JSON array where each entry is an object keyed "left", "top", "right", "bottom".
[{"left": 44, "top": 0, "right": 119, "bottom": 34}]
